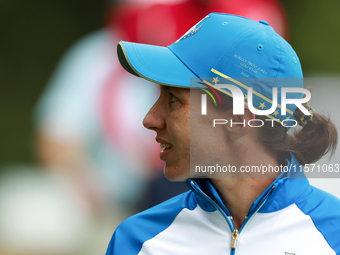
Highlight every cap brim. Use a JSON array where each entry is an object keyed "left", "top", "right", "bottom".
[{"left": 117, "top": 41, "right": 199, "bottom": 87}]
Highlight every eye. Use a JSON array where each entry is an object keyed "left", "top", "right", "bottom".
[{"left": 170, "top": 94, "right": 178, "bottom": 103}]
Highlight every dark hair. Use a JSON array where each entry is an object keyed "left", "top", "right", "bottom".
[
  {"left": 213, "top": 89, "right": 338, "bottom": 166},
  {"left": 257, "top": 104, "right": 338, "bottom": 166}
]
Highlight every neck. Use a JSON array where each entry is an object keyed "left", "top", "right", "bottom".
[
  {"left": 209, "top": 151, "right": 280, "bottom": 230},
  {"left": 202, "top": 118, "right": 281, "bottom": 229},
  {"left": 210, "top": 177, "right": 276, "bottom": 230}
]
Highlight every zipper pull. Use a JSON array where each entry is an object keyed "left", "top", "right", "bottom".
[{"left": 231, "top": 229, "right": 239, "bottom": 249}]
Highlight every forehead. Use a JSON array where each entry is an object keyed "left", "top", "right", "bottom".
[{"left": 161, "top": 85, "right": 189, "bottom": 94}]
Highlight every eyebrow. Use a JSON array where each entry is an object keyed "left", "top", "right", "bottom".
[
  {"left": 163, "top": 85, "right": 187, "bottom": 95},
  {"left": 162, "top": 85, "right": 176, "bottom": 94},
  {"left": 162, "top": 86, "right": 171, "bottom": 92}
]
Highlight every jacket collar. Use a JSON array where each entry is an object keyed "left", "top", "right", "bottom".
[{"left": 187, "top": 153, "right": 310, "bottom": 215}]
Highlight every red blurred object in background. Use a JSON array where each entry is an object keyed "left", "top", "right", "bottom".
[{"left": 107, "top": 0, "right": 287, "bottom": 47}]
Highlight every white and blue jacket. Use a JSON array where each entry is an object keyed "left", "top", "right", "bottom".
[{"left": 106, "top": 155, "right": 340, "bottom": 255}]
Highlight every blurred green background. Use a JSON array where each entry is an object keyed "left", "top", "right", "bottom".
[
  {"left": 1, "top": 0, "right": 340, "bottom": 167},
  {"left": 0, "top": 0, "right": 108, "bottom": 165}
]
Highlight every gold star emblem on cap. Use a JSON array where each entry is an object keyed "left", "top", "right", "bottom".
[
  {"left": 244, "top": 94, "right": 248, "bottom": 101},
  {"left": 212, "top": 77, "right": 219, "bottom": 84},
  {"left": 273, "top": 110, "right": 279, "bottom": 116},
  {"left": 259, "top": 102, "right": 265, "bottom": 109},
  {"left": 286, "top": 116, "right": 290, "bottom": 120}
]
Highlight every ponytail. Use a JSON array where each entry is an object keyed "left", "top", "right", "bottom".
[
  {"left": 291, "top": 107, "right": 338, "bottom": 164},
  {"left": 258, "top": 104, "right": 338, "bottom": 166}
]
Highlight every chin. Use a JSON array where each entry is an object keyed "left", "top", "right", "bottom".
[{"left": 163, "top": 165, "right": 189, "bottom": 182}]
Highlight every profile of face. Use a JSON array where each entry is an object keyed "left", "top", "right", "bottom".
[
  {"left": 143, "top": 85, "right": 235, "bottom": 181},
  {"left": 143, "top": 86, "right": 191, "bottom": 181}
]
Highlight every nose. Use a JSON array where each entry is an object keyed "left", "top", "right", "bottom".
[{"left": 143, "top": 98, "right": 166, "bottom": 131}]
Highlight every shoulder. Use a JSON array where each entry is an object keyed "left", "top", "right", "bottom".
[
  {"left": 106, "top": 191, "right": 197, "bottom": 255},
  {"left": 60, "top": 29, "right": 117, "bottom": 71},
  {"left": 296, "top": 184, "right": 340, "bottom": 217},
  {"left": 295, "top": 185, "right": 340, "bottom": 253},
  {"left": 64, "top": 29, "right": 114, "bottom": 58},
  {"left": 49, "top": 29, "right": 116, "bottom": 81}
]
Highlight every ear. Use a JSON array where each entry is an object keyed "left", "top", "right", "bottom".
[{"left": 225, "top": 106, "right": 256, "bottom": 140}]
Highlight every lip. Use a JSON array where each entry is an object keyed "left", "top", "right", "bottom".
[
  {"left": 159, "top": 146, "right": 172, "bottom": 160},
  {"left": 156, "top": 138, "right": 173, "bottom": 160},
  {"left": 155, "top": 138, "right": 170, "bottom": 144}
]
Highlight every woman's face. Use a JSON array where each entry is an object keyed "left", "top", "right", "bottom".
[
  {"left": 143, "top": 85, "right": 232, "bottom": 180},
  {"left": 143, "top": 85, "right": 191, "bottom": 180}
]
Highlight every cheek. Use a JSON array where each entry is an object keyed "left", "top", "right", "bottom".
[
  {"left": 170, "top": 120, "right": 190, "bottom": 152},
  {"left": 169, "top": 109, "right": 190, "bottom": 137},
  {"left": 168, "top": 115, "right": 191, "bottom": 160},
  {"left": 190, "top": 113, "right": 229, "bottom": 166}
]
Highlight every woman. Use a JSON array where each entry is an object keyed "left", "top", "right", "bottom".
[{"left": 107, "top": 13, "right": 340, "bottom": 254}]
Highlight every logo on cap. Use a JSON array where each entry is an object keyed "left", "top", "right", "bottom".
[{"left": 175, "top": 15, "right": 209, "bottom": 44}]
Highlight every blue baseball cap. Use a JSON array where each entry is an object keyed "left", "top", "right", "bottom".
[{"left": 117, "top": 13, "right": 304, "bottom": 122}]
